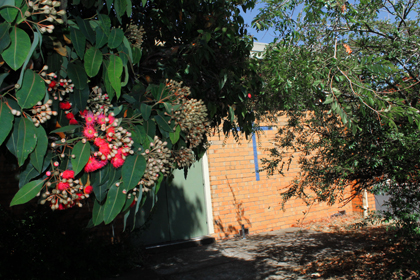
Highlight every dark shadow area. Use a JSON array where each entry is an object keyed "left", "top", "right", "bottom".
[
  {"left": 112, "top": 224, "right": 420, "bottom": 280},
  {"left": 132, "top": 175, "right": 207, "bottom": 247}
]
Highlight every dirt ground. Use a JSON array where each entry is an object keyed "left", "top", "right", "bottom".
[{"left": 106, "top": 214, "right": 420, "bottom": 280}]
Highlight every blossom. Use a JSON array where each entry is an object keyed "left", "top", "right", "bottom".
[
  {"left": 108, "top": 115, "right": 115, "bottom": 124},
  {"left": 66, "top": 112, "right": 75, "bottom": 120},
  {"left": 111, "top": 150, "right": 125, "bottom": 168},
  {"left": 96, "top": 113, "right": 107, "bottom": 125},
  {"left": 59, "top": 101, "right": 72, "bottom": 110},
  {"left": 83, "top": 125, "right": 96, "bottom": 139},
  {"left": 69, "top": 118, "right": 78, "bottom": 125},
  {"left": 85, "top": 111, "right": 95, "bottom": 125},
  {"left": 84, "top": 185, "right": 93, "bottom": 194},
  {"left": 94, "top": 137, "right": 111, "bottom": 157},
  {"left": 58, "top": 204, "right": 66, "bottom": 210},
  {"left": 79, "top": 110, "right": 88, "bottom": 117},
  {"left": 57, "top": 182, "right": 69, "bottom": 191},
  {"left": 61, "top": 170, "right": 74, "bottom": 179},
  {"left": 84, "top": 156, "right": 107, "bottom": 172},
  {"left": 247, "top": 93, "right": 252, "bottom": 98}
]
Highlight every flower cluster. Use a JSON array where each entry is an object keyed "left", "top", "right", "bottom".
[
  {"left": 173, "top": 147, "right": 195, "bottom": 168},
  {"left": 26, "top": 0, "right": 66, "bottom": 33},
  {"left": 81, "top": 111, "right": 134, "bottom": 172},
  {"left": 40, "top": 169, "right": 93, "bottom": 210},
  {"left": 177, "top": 98, "right": 210, "bottom": 148},
  {"left": 47, "top": 78, "right": 74, "bottom": 101},
  {"left": 30, "top": 99, "right": 58, "bottom": 127},
  {"left": 139, "top": 136, "right": 172, "bottom": 188},
  {"left": 87, "top": 86, "right": 112, "bottom": 114},
  {"left": 126, "top": 23, "right": 145, "bottom": 49},
  {"left": 59, "top": 101, "right": 78, "bottom": 124}
]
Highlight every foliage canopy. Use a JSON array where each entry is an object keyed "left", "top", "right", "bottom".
[
  {"left": 253, "top": 0, "right": 420, "bottom": 231},
  {"left": 0, "top": 0, "right": 259, "bottom": 228}
]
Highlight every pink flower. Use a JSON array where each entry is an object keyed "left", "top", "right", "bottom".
[
  {"left": 84, "top": 185, "right": 93, "bottom": 194},
  {"left": 61, "top": 170, "right": 74, "bottom": 179},
  {"left": 59, "top": 101, "right": 72, "bottom": 110},
  {"left": 83, "top": 126, "right": 96, "bottom": 140},
  {"left": 66, "top": 112, "right": 75, "bottom": 120},
  {"left": 57, "top": 182, "right": 69, "bottom": 191},
  {"left": 94, "top": 137, "right": 107, "bottom": 147},
  {"left": 111, "top": 151, "right": 125, "bottom": 168},
  {"left": 108, "top": 115, "right": 115, "bottom": 124},
  {"left": 96, "top": 113, "right": 107, "bottom": 125},
  {"left": 84, "top": 156, "right": 107, "bottom": 172},
  {"left": 247, "top": 93, "right": 252, "bottom": 98},
  {"left": 85, "top": 111, "right": 95, "bottom": 125},
  {"left": 69, "top": 118, "right": 78, "bottom": 125}
]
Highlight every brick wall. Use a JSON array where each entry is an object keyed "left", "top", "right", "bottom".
[{"left": 207, "top": 116, "right": 376, "bottom": 239}]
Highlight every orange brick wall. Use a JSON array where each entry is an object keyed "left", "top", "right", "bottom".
[{"left": 207, "top": 116, "right": 376, "bottom": 239}]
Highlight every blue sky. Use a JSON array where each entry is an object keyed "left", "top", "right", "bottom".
[{"left": 240, "top": 2, "right": 277, "bottom": 43}]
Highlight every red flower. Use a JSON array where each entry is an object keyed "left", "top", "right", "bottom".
[
  {"left": 49, "top": 80, "right": 57, "bottom": 88},
  {"left": 99, "top": 144, "right": 111, "bottom": 157},
  {"left": 79, "top": 110, "right": 88, "bottom": 117},
  {"left": 66, "top": 112, "right": 75, "bottom": 120},
  {"left": 57, "top": 182, "right": 69, "bottom": 191},
  {"left": 108, "top": 115, "right": 116, "bottom": 124},
  {"left": 84, "top": 185, "right": 93, "bottom": 194},
  {"left": 69, "top": 118, "right": 78, "bottom": 125},
  {"left": 58, "top": 204, "right": 66, "bottom": 210},
  {"left": 59, "top": 101, "right": 72, "bottom": 110},
  {"left": 83, "top": 125, "right": 96, "bottom": 139},
  {"left": 61, "top": 170, "right": 74, "bottom": 179},
  {"left": 84, "top": 156, "right": 107, "bottom": 172},
  {"left": 111, "top": 151, "right": 125, "bottom": 168},
  {"left": 247, "top": 93, "right": 252, "bottom": 98},
  {"left": 97, "top": 113, "right": 107, "bottom": 125},
  {"left": 85, "top": 111, "right": 95, "bottom": 125}
]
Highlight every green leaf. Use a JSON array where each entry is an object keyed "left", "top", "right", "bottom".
[
  {"left": 107, "top": 55, "right": 123, "bottom": 98},
  {"left": 102, "top": 166, "right": 121, "bottom": 192},
  {"left": 0, "top": 100, "right": 14, "bottom": 146},
  {"left": 0, "top": 0, "right": 19, "bottom": 22},
  {"left": 70, "top": 27, "right": 86, "bottom": 59},
  {"left": 92, "top": 167, "right": 110, "bottom": 203},
  {"left": 114, "top": 0, "right": 126, "bottom": 18},
  {"left": 132, "top": 47, "right": 142, "bottom": 65},
  {"left": 154, "top": 115, "right": 172, "bottom": 132},
  {"left": 16, "top": 69, "right": 46, "bottom": 109},
  {"left": 6, "top": 117, "right": 37, "bottom": 167},
  {"left": 10, "top": 179, "right": 44, "bottom": 206},
  {"left": 70, "top": 87, "right": 89, "bottom": 113},
  {"left": 103, "top": 183, "right": 126, "bottom": 224},
  {"left": 170, "top": 125, "right": 181, "bottom": 144},
  {"left": 2, "top": 26, "right": 31, "bottom": 70},
  {"left": 97, "top": 14, "right": 111, "bottom": 33},
  {"left": 50, "top": 125, "right": 81, "bottom": 133},
  {"left": 140, "top": 103, "right": 152, "bottom": 120},
  {"left": 17, "top": 29, "right": 40, "bottom": 87},
  {"left": 0, "top": 73, "right": 8, "bottom": 87},
  {"left": 75, "top": 17, "right": 95, "bottom": 44},
  {"left": 30, "top": 126, "right": 47, "bottom": 172},
  {"left": 67, "top": 62, "right": 88, "bottom": 90},
  {"left": 0, "top": 22, "right": 11, "bottom": 53},
  {"left": 108, "top": 28, "right": 124, "bottom": 49},
  {"left": 95, "top": 26, "right": 108, "bottom": 48},
  {"left": 71, "top": 141, "right": 91, "bottom": 176},
  {"left": 19, "top": 162, "right": 39, "bottom": 189},
  {"left": 122, "top": 154, "right": 146, "bottom": 191},
  {"left": 84, "top": 47, "right": 103, "bottom": 77},
  {"left": 92, "top": 199, "right": 105, "bottom": 226},
  {"left": 131, "top": 125, "right": 147, "bottom": 145}
]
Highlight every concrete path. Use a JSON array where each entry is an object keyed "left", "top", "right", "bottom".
[{"left": 106, "top": 227, "right": 370, "bottom": 280}]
